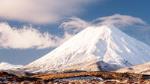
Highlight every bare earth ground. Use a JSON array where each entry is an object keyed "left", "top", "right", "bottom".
[{"left": 0, "top": 71, "right": 150, "bottom": 84}]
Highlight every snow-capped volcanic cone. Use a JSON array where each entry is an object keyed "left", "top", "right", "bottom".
[{"left": 26, "top": 26, "right": 150, "bottom": 72}]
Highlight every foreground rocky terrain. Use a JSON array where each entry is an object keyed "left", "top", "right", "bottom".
[{"left": 0, "top": 71, "right": 150, "bottom": 84}]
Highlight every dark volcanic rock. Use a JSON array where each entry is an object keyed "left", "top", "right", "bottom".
[{"left": 0, "top": 71, "right": 150, "bottom": 84}]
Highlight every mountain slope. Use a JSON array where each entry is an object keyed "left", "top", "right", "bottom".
[
  {"left": 26, "top": 25, "right": 150, "bottom": 72},
  {"left": 116, "top": 62, "right": 150, "bottom": 75}
]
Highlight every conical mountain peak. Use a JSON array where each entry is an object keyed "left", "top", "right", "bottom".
[{"left": 26, "top": 25, "right": 150, "bottom": 72}]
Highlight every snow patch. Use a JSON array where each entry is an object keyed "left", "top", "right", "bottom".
[{"left": 0, "top": 62, "right": 23, "bottom": 70}]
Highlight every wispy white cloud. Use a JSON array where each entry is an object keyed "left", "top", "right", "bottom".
[
  {"left": 0, "top": 0, "right": 98, "bottom": 24},
  {"left": 60, "top": 17, "right": 90, "bottom": 34},
  {"left": 0, "top": 14, "right": 147, "bottom": 49},
  {"left": 96, "top": 14, "right": 146, "bottom": 27},
  {"left": 0, "top": 23, "right": 63, "bottom": 49},
  {"left": 60, "top": 14, "right": 147, "bottom": 34}
]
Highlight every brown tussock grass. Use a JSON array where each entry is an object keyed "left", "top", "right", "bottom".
[{"left": 33, "top": 71, "right": 143, "bottom": 80}]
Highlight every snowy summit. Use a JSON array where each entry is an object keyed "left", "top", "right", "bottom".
[{"left": 26, "top": 25, "right": 150, "bottom": 72}]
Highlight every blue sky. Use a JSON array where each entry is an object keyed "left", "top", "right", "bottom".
[{"left": 0, "top": 0, "right": 150, "bottom": 65}]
